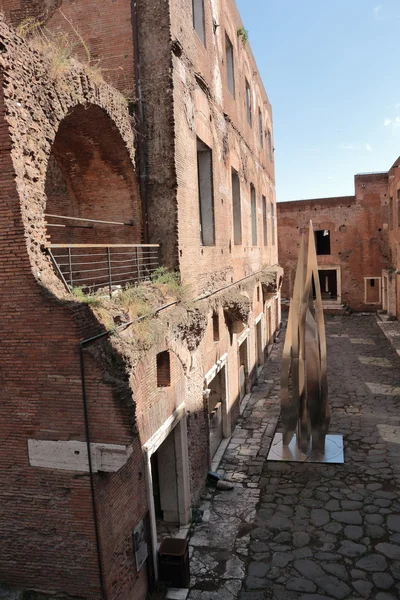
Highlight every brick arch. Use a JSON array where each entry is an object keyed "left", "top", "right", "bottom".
[
  {"left": 0, "top": 18, "right": 138, "bottom": 290},
  {"left": 45, "top": 103, "right": 142, "bottom": 245}
]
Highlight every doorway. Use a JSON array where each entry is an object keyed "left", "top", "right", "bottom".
[
  {"left": 207, "top": 366, "right": 227, "bottom": 458},
  {"left": 255, "top": 319, "right": 263, "bottom": 370},
  {"left": 365, "top": 277, "right": 381, "bottom": 304},
  {"left": 150, "top": 432, "right": 179, "bottom": 524},
  {"left": 239, "top": 337, "right": 249, "bottom": 402},
  {"left": 313, "top": 269, "right": 338, "bottom": 301}
]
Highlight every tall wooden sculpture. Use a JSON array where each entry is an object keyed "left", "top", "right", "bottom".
[{"left": 268, "top": 221, "right": 343, "bottom": 463}]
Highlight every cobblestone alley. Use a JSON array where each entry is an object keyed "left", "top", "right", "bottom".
[{"left": 187, "top": 315, "right": 400, "bottom": 600}]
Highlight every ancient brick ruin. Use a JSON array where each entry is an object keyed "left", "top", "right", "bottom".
[{"left": 0, "top": 2, "right": 280, "bottom": 599}]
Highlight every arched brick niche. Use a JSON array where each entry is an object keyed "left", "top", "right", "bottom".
[
  {"left": 0, "top": 16, "right": 140, "bottom": 292},
  {"left": 45, "top": 104, "right": 142, "bottom": 245}
]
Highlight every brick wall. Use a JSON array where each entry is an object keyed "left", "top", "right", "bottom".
[
  {"left": 278, "top": 173, "right": 389, "bottom": 311},
  {"left": 0, "top": 5, "right": 282, "bottom": 600},
  {"left": 2, "top": 0, "right": 135, "bottom": 92},
  {"left": 171, "top": 0, "right": 278, "bottom": 294}
]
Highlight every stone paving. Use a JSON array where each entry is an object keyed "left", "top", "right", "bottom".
[{"left": 187, "top": 315, "right": 400, "bottom": 600}]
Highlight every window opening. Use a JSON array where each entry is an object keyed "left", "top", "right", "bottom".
[
  {"left": 245, "top": 79, "right": 252, "bottom": 126},
  {"left": 262, "top": 195, "right": 267, "bottom": 246},
  {"left": 389, "top": 196, "right": 394, "bottom": 230},
  {"left": 270, "top": 201, "right": 276, "bottom": 245},
  {"left": 157, "top": 351, "right": 171, "bottom": 387},
  {"left": 197, "top": 138, "right": 215, "bottom": 246},
  {"left": 315, "top": 229, "right": 331, "bottom": 255},
  {"left": 258, "top": 108, "right": 263, "bottom": 147},
  {"left": 212, "top": 312, "right": 220, "bottom": 342},
  {"left": 251, "top": 184, "right": 257, "bottom": 245},
  {"left": 231, "top": 168, "right": 242, "bottom": 245},
  {"left": 225, "top": 34, "right": 235, "bottom": 97},
  {"left": 257, "top": 286, "right": 260, "bottom": 302},
  {"left": 397, "top": 189, "right": 400, "bottom": 228},
  {"left": 192, "top": 0, "right": 205, "bottom": 45},
  {"left": 267, "top": 130, "right": 273, "bottom": 161}
]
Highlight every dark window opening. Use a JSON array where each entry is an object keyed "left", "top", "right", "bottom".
[
  {"left": 251, "top": 184, "right": 257, "bottom": 245},
  {"left": 232, "top": 168, "right": 242, "bottom": 245},
  {"left": 262, "top": 195, "right": 267, "bottom": 246},
  {"left": 257, "top": 286, "right": 260, "bottom": 302},
  {"left": 225, "top": 34, "right": 235, "bottom": 97},
  {"left": 397, "top": 189, "right": 400, "bottom": 228},
  {"left": 245, "top": 79, "right": 252, "bottom": 126},
  {"left": 192, "top": 0, "right": 205, "bottom": 45},
  {"left": 258, "top": 108, "right": 263, "bottom": 147},
  {"left": 267, "top": 130, "right": 273, "bottom": 161},
  {"left": 370, "top": 279, "right": 375, "bottom": 287},
  {"left": 157, "top": 351, "right": 171, "bottom": 387},
  {"left": 212, "top": 312, "right": 220, "bottom": 342},
  {"left": 315, "top": 229, "right": 331, "bottom": 255},
  {"left": 197, "top": 138, "right": 215, "bottom": 246},
  {"left": 270, "top": 201, "right": 276, "bottom": 245},
  {"left": 389, "top": 196, "right": 394, "bottom": 230}
]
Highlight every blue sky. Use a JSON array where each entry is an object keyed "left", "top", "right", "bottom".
[{"left": 236, "top": 0, "right": 400, "bottom": 202}]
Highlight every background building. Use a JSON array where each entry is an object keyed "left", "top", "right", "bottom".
[
  {"left": 0, "top": 2, "right": 280, "bottom": 599},
  {"left": 278, "top": 172, "right": 389, "bottom": 312}
]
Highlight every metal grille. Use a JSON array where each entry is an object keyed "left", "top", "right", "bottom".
[{"left": 45, "top": 244, "right": 160, "bottom": 295}]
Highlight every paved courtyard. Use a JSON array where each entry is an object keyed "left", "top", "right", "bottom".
[{"left": 187, "top": 315, "right": 400, "bottom": 600}]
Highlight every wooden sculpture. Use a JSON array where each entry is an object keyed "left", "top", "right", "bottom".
[{"left": 280, "top": 221, "right": 330, "bottom": 454}]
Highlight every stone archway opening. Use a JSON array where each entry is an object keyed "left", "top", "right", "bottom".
[
  {"left": 43, "top": 104, "right": 153, "bottom": 292},
  {"left": 45, "top": 103, "right": 142, "bottom": 245}
]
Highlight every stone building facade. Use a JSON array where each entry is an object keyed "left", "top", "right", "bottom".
[
  {"left": 0, "top": 2, "right": 280, "bottom": 600},
  {"left": 277, "top": 172, "right": 390, "bottom": 312}
]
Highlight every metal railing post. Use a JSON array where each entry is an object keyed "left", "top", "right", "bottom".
[
  {"left": 106, "top": 248, "right": 112, "bottom": 297},
  {"left": 68, "top": 248, "right": 73, "bottom": 289},
  {"left": 136, "top": 247, "right": 141, "bottom": 283}
]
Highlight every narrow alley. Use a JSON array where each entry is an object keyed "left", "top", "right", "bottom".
[{"left": 187, "top": 315, "right": 400, "bottom": 600}]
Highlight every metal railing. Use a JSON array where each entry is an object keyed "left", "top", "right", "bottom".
[{"left": 45, "top": 244, "right": 160, "bottom": 295}]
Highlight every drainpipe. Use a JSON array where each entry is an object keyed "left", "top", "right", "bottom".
[
  {"left": 79, "top": 341, "right": 107, "bottom": 600},
  {"left": 131, "top": 0, "right": 149, "bottom": 244}
]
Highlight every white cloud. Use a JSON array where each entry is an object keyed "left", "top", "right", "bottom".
[
  {"left": 384, "top": 118, "right": 392, "bottom": 126},
  {"left": 373, "top": 4, "right": 382, "bottom": 16},
  {"left": 366, "top": 144, "right": 373, "bottom": 152},
  {"left": 328, "top": 176, "right": 333, "bottom": 180}
]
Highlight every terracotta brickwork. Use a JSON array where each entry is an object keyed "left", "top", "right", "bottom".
[
  {"left": 0, "top": 2, "right": 280, "bottom": 599},
  {"left": 278, "top": 173, "right": 389, "bottom": 311}
]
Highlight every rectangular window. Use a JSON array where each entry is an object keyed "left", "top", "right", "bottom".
[
  {"left": 389, "top": 196, "right": 394, "bottom": 230},
  {"left": 225, "top": 34, "right": 235, "bottom": 97},
  {"left": 231, "top": 168, "right": 242, "bottom": 245},
  {"left": 251, "top": 184, "right": 257, "bottom": 245},
  {"left": 212, "top": 312, "right": 220, "bottom": 342},
  {"left": 197, "top": 139, "right": 215, "bottom": 246},
  {"left": 262, "top": 195, "right": 267, "bottom": 246},
  {"left": 258, "top": 108, "right": 263, "bottom": 147},
  {"left": 157, "top": 351, "right": 171, "bottom": 387},
  {"left": 267, "top": 130, "right": 273, "bottom": 161},
  {"left": 271, "top": 201, "right": 276, "bottom": 245},
  {"left": 192, "top": 0, "right": 205, "bottom": 45},
  {"left": 397, "top": 189, "right": 400, "bottom": 228},
  {"left": 315, "top": 230, "right": 331, "bottom": 255},
  {"left": 245, "top": 79, "right": 252, "bottom": 126}
]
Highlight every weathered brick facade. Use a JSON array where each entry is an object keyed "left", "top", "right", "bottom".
[
  {"left": 0, "top": 2, "right": 280, "bottom": 599},
  {"left": 278, "top": 173, "right": 389, "bottom": 312}
]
